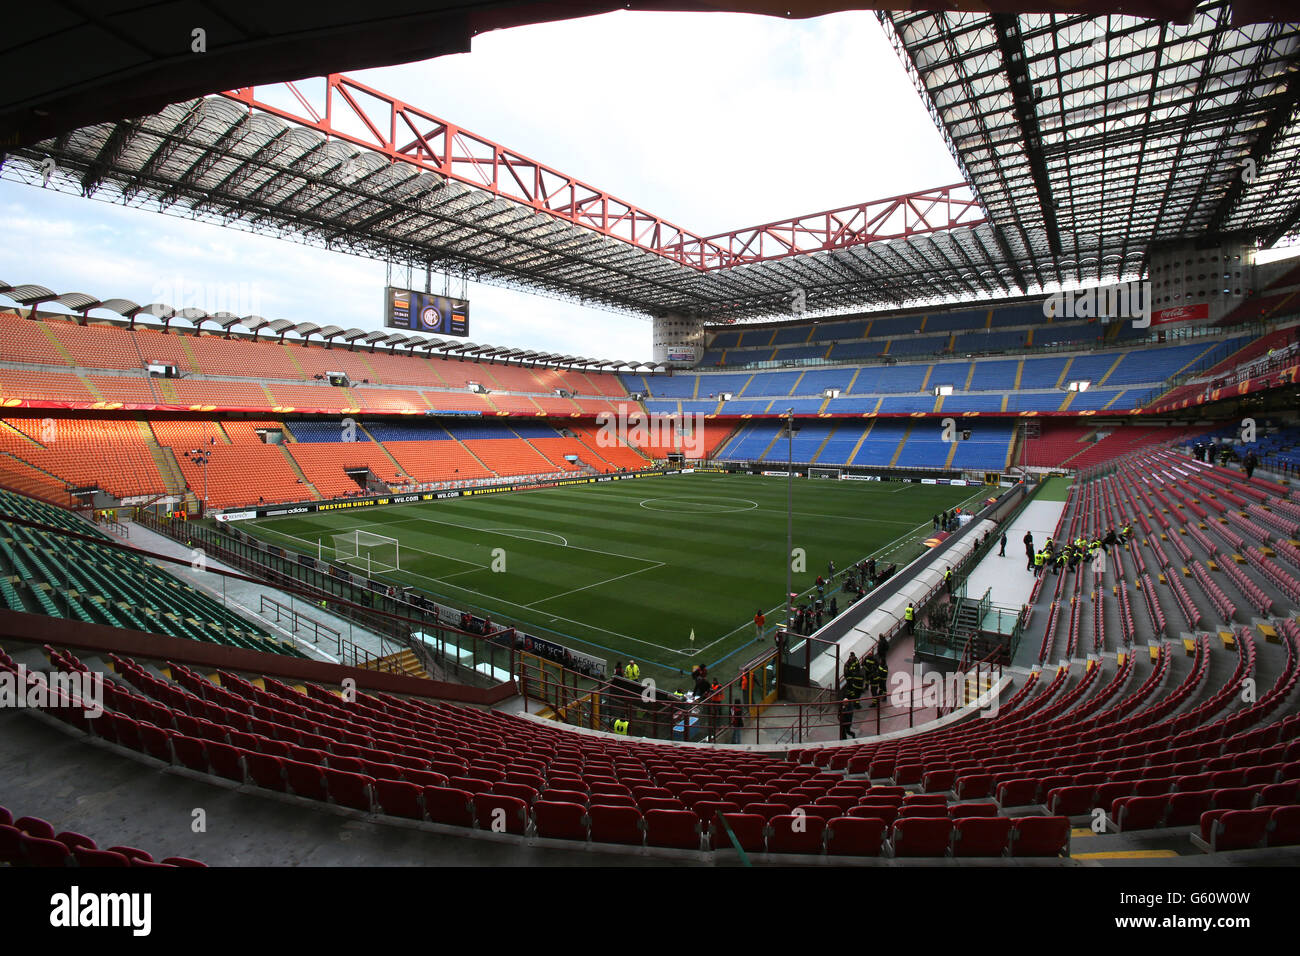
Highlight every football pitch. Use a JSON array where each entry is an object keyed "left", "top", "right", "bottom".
[{"left": 243, "top": 473, "right": 986, "bottom": 680}]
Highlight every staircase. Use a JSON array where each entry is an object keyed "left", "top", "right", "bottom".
[
  {"left": 278, "top": 446, "right": 322, "bottom": 499},
  {"left": 361, "top": 648, "right": 430, "bottom": 680},
  {"left": 140, "top": 423, "right": 190, "bottom": 504},
  {"left": 358, "top": 424, "right": 408, "bottom": 479},
  {"left": 454, "top": 435, "right": 495, "bottom": 476},
  {"left": 952, "top": 596, "right": 983, "bottom": 650}
]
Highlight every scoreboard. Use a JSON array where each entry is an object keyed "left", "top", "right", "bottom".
[{"left": 384, "top": 287, "right": 469, "bottom": 337}]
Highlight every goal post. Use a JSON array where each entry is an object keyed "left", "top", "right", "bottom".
[
  {"left": 809, "top": 467, "right": 843, "bottom": 480},
  {"left": 329, "top": 530, "right": 400, "bottom": 575}
]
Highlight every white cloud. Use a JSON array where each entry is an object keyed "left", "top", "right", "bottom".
[{"left": 0, "top": 11, "right": 957, "bottom": 359}]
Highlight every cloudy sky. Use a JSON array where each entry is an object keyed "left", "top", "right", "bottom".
[{"left": 0, "top": 10, "right": 966, "bottom": 362}]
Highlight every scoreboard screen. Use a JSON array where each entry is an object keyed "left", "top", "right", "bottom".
[{"left": 384, "top": 287, "right": 469, "bottom": 337}]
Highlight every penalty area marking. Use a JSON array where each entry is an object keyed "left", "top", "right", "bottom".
[
  {"left": 638, "top": 496, "right": 758, "bottom": 514},
  {"left": 485, "top": 528, "right": 568, "bottom": 547}
]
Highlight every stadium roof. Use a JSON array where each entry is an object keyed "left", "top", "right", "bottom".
[
  {"left": 880, "top": 3, "right": 1300, "bottom": 290},
  {"left": 1, "top": 3, "right": 1297, "bottom": 324},
  {"left": 8, "top": 2, "right": 1270, "bottom": 149}
]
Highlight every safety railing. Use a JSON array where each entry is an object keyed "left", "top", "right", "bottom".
[
  {"left": 258, "top": 594, "right": 342, "bottom": 646},
  {"left": 135, "top": 507, "right": 516, "bottom": 687}
]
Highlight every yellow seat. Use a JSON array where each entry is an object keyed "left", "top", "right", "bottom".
[{"left": 1219, "top": 630, "right": 1236, "bottom": 649}]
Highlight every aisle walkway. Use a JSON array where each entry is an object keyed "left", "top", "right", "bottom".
[{"left": 962, "top": 496, "right": 1069, "bottom": 611}]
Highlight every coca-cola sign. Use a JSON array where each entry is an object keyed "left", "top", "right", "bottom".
[{"left": 1151, "top": 302, "right": 1209, "bottom": 325}]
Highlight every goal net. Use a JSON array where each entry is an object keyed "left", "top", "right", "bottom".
[
  {"left": 329, "top": 530, "right": 400, "bottom": 575},
  {"left": 809, "top": 467, "right": 843, "bottom": 480}
]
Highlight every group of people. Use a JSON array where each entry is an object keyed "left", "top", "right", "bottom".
[
  {"left": 932, "top": 509, "right": 963, "bottom": 533},
  {"left": 1025, "top": 526, "right": 1130, "bottom": 577},
  {"left": 838, "top": 640, "right": 890, "bottom": 739},
  {"left": 611, "top": 659, "right": 642, "bottom": 681},
  {"left": 1190, "top": 441, "right": 1261, "bottom": 480}
]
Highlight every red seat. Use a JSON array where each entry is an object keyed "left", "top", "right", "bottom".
[
  {"left": 795, "top": 804, "right": 840, "bottom": 821},
  {"left": 424, "top": 786, "right": 475, "bottom": 827},
  {"left": 1114, "top": 795, "right": 1168, "bottom": 831},
  {"left": 493, "top": 782, "right": 538, "bottom": 806},
  {"left": 373, "top": 779, "right": 424, "bottom": 820},
  {"left": 138, "top": 723, "right": 175, "bottom": 762},
  {"left": 19, "top": 833, "right": 72, "bottom": 867},
  {"left": 588, "top": 805, "right": 644, "bottom": 846},
  {"left": 922, "top": 768, "right": 957, "bottom": 793},
  {"left": 851, "top": 804, "right": 898, "bottom": 825},
  {"left": 72, "top": 846, "right": 131, "bottom": 867},
  {"left": 1207, "top": 808, "right": 1271, "bottom": 851},
  {"left": 448, "top": 775, "right": 495, "bottom": 796},
  {"left": 709, "top": 813, "right": 766, "bottom": 852},
  {"left": 1210, "top": 787, "right": 1258, "bottom": 811},
  {"left": 1093, "top": 782, "right": 1134, "bottom": 814},
  {"left": 1010, "top": 816, "right": 1070, "bottom": 857},
  {"left": 954, "top": 773, "right": 995, "bottom": 800},
  {"left": 890, "top": 817, "right": 952, "bottom": 857},
  {"left": 766, "top": 814, "right": 826, "bottom": 854},
  {"left": 325, "top": 755, "right": 367, "bottom": 775},
  {"left": 813, "top": 795, "right": 857, "bottom": 813},
  {"left": 825, "top": 816, "right": 885, "bottom": 857},
  {"left": 326, "top": 770, "right": 375, "bottom": 812},
  {"left": 534, "top": 801, "right": 589, "bottom": 842},
  {"left": 0, "top": 825, "right": 24, "bottom": 865},
  {"left": 644, "top": 809, "right": 701, "bottom": 850},
  {"left": 205, "top": 742, "right": 247, "bottom": 783},
  {"left": 902, "top": 793, "right": 948, "bottom": 806},
  {"left": 1046, "top": 785, "right": 1095, "bottom": 816},
  {"left": 677, "top": 790, "right": 714, "bottom": 810},
  {"left": 632, "top": 786, "right": 672, "bottom": 801},
  {"left": 1166, "top": 790, "right": 1215, "bottom": 826},
  {"left": 996, "top": 778, "right": 1040, "bottom": 807},
  {"left": 638, "top": 797, "right": 687, "bottom": 813},
  {"left": 951, "top": 817, "right": 1012, "bottom": 857},
  {"left": 541, "top": 789, "right": 588, "bottom": 806},
  {"left": 896, "top": 805, "right": 950, "bottom": 818},
  {"left": 244, "top": 752, "right": 287, "bottom": 791},
  {"left": 473, "top": 793, "right": 529, "bottom": 835},
  {"left": 741, "top": 802, "right": 786, "bottom": 821},
  {"left": 284, "top": 759, "right": 328, "bottom": 801},
  {"left": 949, "top": 802, "right": 999, "bottom": 818},
  {"left": 505, "top": 771, "right": 546, "bottom": 792},
  {"left": 402, "top": 768, "right": 450, "bottom": 789},
  {"left": 170, "top": 734, "right": 209, "bottom": 772},
  {"left": 467, "top": 764, "right": 507, "bottom": 784},
  {"left": 108, "top": 845, "right": 153, "bottom": 864},
  {"left": 55, "top": 831, "right": 96, "bottom": 852},
  {"left": 1266, "top": 805, "right": 1300, "bottom": 847},
  {"left": 15, "top": 816, "right": 55, "bottom": 839}
]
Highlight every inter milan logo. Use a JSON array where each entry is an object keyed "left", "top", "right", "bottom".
[{"left": 420, "top": 304, "right": 441, "bottom": 331}]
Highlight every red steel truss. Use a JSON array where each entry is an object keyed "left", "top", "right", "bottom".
[
  {"left": 220, "top": 74, "right": 984, "bottom": 271},
  {"left": 674, "top": 185, "right": 985, "bottom": 267}
]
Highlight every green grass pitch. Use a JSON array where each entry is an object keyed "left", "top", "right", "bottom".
[{"left": 243, "top": 473, "right": 986, "bottom": 681}]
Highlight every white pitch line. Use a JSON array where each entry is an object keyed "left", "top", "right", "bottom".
[
  {"left": 387, "top": 563, "right": 685, "bottom": 655},
  {"left": 689, "top": 486, "right": 990, "bottom": 656},
  {"left": 252, "top": 524, "right": 487, "bottom": 574},
  {"left": 524, "top": 561, "right": 665, "bottom": 608},
  {"left": 393, "top": 513, "right": 660, "bottom": 567}
]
